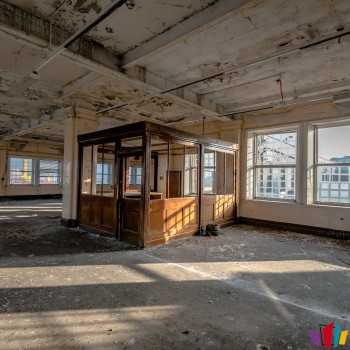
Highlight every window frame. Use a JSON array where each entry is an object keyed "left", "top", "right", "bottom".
[
  {"left": 39, "top": 158, "right": 62, "bottom": 185},
  {"left": 252, "top": 129, "right": 298, "bottom": 202},
  {"left": 314, "top": 123, "right": 350, "bottom": 206},
  {"left": 8, "top": 156, "right": 62, "bottom": 186},
  {"left": 8, "top": 156, "right": 35, "bottom": 186}
]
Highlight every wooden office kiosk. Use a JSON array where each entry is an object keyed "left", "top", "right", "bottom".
[{"left": 77, "top": 121, "right": 238, "bottom": 247}]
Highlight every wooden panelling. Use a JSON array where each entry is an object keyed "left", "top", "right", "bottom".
[
  {"left": 123, "top": 211, "right": 139, "bottom": 232},
  {"left": 80, "top": 195, "right": 91, "bottom": 226},
  {"left": 90, "top": 198, "right": 100, "bottom": 225},
  {"left": 146, "top": 197, "right": 199, "bottom": 246},
  {"left": 120, "top": 199, "right": 142, "bottom": 245},
  {"left": 101, "top": 201, "right": 114, "bottom": 229},
  {"left": 79, "top": 194, "right": 115, "bottom": 235},
  {"left": 202, "top": 195, "right": 235, "bottom": 226}
]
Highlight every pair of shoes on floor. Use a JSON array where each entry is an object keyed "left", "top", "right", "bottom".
[{"left": 206, "top": 224, "right": 220, "bottom": 236}]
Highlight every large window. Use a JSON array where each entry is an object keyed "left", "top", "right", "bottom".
[
  {"left": 254, "top": 131, "right": 297, "bottom": 200},
  {"left": 39, "top": 159, "right": 61, "bottom": 185},
  {"left": 316, "top": 124, "right": 350, "bottom": 204},
  {"left": 96, "top": 163, "right": 112, "bottom": 185},
  {"left": 9, "top": 157, "right": 34, "bottom": 185},
  {"left": 9, "top": 157, "right": 62, "bottom": 185}
]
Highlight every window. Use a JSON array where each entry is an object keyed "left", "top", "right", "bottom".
[
  {"left": 254, "top": 131, "right": 297, "bottom": 200},
  {"left": 96, "top": 163, "right": 112, "bottom": 185},
  {"left": 204, "top": 152, "right": 216, "bottom": 194},
  {"left": 315, "top": 124, "right": 350, "bottom": 204},
  {"left": 184, "top": 153, "right": 198, "bottom": 195},
  {"left": 129, "top": 166, "right": 142, "bottom": 185},
  {"left": 9, "top": 157, "right": 34, "bottom": 185},
  {"left": 9, "top": 157, "right": 62, "bottom": 186},
  {"left": 39, "top": 159, "right": 61, "bottom": 185}
]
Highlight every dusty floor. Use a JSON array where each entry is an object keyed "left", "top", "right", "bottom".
[
  {"left": 0, "top": 200, "right": 350, "bottom": 350},
  {"left": 0, "top": 199, "right": 137, "bottom": 257}
]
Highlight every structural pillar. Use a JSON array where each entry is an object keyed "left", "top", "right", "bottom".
[{"left": 61, "top": 107, "right": 98, "bottom": 227}]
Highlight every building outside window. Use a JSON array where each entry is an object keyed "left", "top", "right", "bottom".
[
  {"left": 39, "top": 159, "right": 61, "bottom": 185},
  {"left": 129, "top": 166, "right": 142, "bottom": 185},
  {"left": 184, "top": 153, "right": 198, "bottom": 195},
  {"left": 254, "top": 131, "right": 297, "bottom": 200},
  {"left": 204, "top": 152, "right": 216, "bottom": 194},
  {"left": 316, "top": 124, "right": 350, "bottom": 204},
  {"left": 96, "top": 163, "right": 112, "bottom": 185},
  {"left": 9, "top": 157, "right": 34, "bottom": 185}
]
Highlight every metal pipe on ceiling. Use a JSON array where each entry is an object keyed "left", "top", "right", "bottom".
[
  {"left": 211, "top": 96, "right": 334, "bottom": 119},
  {"left": 166, "top": 95, "right": 334, "bottom": 126},
  {"left": 33, "top": 0, "right": 129, "bottom": 73},
  {"left": 97, "top": 28, "right": 350, "bottom": 115}
]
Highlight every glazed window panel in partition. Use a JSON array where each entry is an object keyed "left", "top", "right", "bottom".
[
  {"left": 203, "top": 151, "right": 217, "bottom": 195},
  {"left": 184, "top": 146, "right": 199, "bottom": 196}
]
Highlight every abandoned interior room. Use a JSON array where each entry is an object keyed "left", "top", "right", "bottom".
[{"left": 0, "top": 0, "right": 349, "bottom": 349}]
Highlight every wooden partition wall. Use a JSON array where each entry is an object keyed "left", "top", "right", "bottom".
[
  {"left": 202, "top": 195, "right": 235, "bottom": 226},
  {"left": 147, "top": 197, "right": 199, "bottom": 246},
  {"left": 120, "top": 198, "right": 142, "bottom": 245},
  {"left": 80, "top": 194, "right": 115, "bottom": 235},
  {"left": 77, "top": 121, "right": 238, "bottom": 247}
]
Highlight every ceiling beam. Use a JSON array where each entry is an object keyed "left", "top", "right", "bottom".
[
  {"left": 62, "top": 72, "right": 102, "bottom": 97},
  {"left": 1, "top": 108, "right": 67, "bottom": 140},
  {"left": 125, "top": 66, "right": 223, "bottom": 116},
  {"left": 121, "top": 0, "right": 252, "bottom": 67},
  {"left": 0, "top": 20, "right": 221, "bottom": 121},
  {"left": 0, "top": 1, "right": 120, "bottom": 72},
  {"left": 0, "top": 70, "right": 62, "bottom": 100},
  {"left": 9, "top": 136, "right": 64, "bottom": 145},
  {"left": 33, "top": 0, "right": 128, "bottom": 74},
  {"left": 6, "top": 72, "right": 40, "bottom": 97}
]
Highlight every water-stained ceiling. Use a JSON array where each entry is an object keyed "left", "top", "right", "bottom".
[{"left": 0, "top": 0, "right": 349, "bottom": 142}]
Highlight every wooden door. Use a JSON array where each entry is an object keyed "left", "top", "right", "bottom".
[{"left": 168, "top": 171, "right": 181, "bottom": 198}]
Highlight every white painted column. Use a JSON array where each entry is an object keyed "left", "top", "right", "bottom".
[{"left": 61, "top": 107, "right": 98, "bottom": 226}]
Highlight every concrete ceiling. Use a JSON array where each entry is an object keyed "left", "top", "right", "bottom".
[{"left": 0, "top": 0, "right": 349, "bottom": 143}]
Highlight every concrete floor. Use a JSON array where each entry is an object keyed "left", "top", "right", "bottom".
[{"left": 0, "top": 200, "right": 350, "bottom": 349}]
